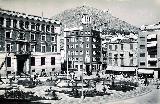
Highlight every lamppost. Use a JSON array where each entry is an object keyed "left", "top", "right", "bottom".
[{"left": 81, "top": 41, "right": 84, "bottom": 99}]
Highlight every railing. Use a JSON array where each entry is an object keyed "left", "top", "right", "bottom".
[{"left": 14, "top": 51, "right": 31, "bottom": 55}]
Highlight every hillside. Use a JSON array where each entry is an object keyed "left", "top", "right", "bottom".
[{"left": 52, "top": 6, "right": 140, "bottom": 33}]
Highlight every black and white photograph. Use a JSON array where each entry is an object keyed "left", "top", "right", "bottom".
[{"left": 0, "top": 0, "right": 160, "bottom": 104}]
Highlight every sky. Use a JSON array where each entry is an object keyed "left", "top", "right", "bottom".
[{"left": 0, "top": 0, "right": 160, "bottom": 27}]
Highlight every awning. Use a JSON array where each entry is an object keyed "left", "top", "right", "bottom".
[
  {"left": 138, "top": 69, "right": 154, "bottom": 74},
  {"left": 147, "top": 34, "right": 156, "bottom": 39},
  {"left": 147, "top": 42, "right": 157, "bottom": 47},
  {"left": 106, "top": 66, "right": 136, "bottom": 71},
  {"left": 148, "top": 58, "right": 157, "bottom": 62}
]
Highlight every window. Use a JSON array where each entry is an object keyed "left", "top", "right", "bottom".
[
  {"left": 7, "top": 57, "right": 11, "bottom": 67},
  {"left": 52, "top": 68, "right": 55, "bottom": 71},
  {"left": 80, "top": 57, "right": 83, "bottom": 61},
  {"left": 80, "top": 65, "right": 83, "bottom": 69},
  {"left": 115, "top": 45, "right": 117, "bottom": 50},
  {"left": 25, "top": 21, "right": 29, "bottom": 29},
  {"left": 19, "top": 33, "right": 24, "bottom": 40},
  {"left": 92, "top": 57, "right": 96, "bottom": 61},
  {"left": 75, "top": 65, "right": 78, "bottom": 69},
  {"left": 75, "top": 58, "right": 79, "bottom": 61},
  {"left": 109, "top": 45, "right": 112, "bottom": 50},
  {"left": 140, "top": 62, "right": 145, "bottom": 66},
  {"left": 41, "top": 45, "right": 46, "bottom": 52},
  {"left": 121, "top": 44, "right": 124, "bottom": 50},
  {"left": 13, "top": 19, "right": 17, "bottom": 28},
  {"left": 75, "top": 51, "right": 78, "bottom": 55},
  {"left": 75, "top": 38, "right": 78, "bottom": 42},
  {"left": 75, "top": 44, "right": 78, "bottom": 48},
  {"left": 130, "top": 44, "right": 133, "bottom": 50},
  {"left": 6, "top": 43, "right": 11, "bottom": 52},
  {"left": 41, "top": 35, "right": 46, "bottom": 41},
  {"left": 51, "top": 57, "right": 55, "bottom": 65},
  {"left": 31, "top": 22, "right": 35, "bottom": 30},
  {"left": 46, "top": 25, "right": 50, "bottom": 32},
  {"left": 149, "top": 61, "right": 157, "bottom": 67},
  {"left": 41, "top": 24, "right": 45, "bottom": 31},
  {"left": 80, "top": 51, "right": 83, "bottom": 55},
  {"left": 130, "top": 59, "right": 133, "bottom": 66},
  {"left": 6, "top": 18, "right": 11, "bottom": 27},
  {"left": 109, "top": 53, "right": 112, "bottom": 57},
  {"left": 86, "top": 37, "right": 89, "bottom": 41},
  {"left": 6, "top": 31, "right": 11, "bottom": 39},
  {"left": 150, "top": 55, "right": 156, "bottom": 58},
  {"left": 41, "top": 57, "right": 45, "bottom": 65},
  {"left": 71, "top": 45, "right": 74, "bottom": 48},
  {"left": 51, "top": 25, "right": 54, "bottom": 33},
  {"left": 31, "top": 45, "right": 35, "bottom": 52},
  {"left": 140, "top": 45, "right": 145, "bottom": 49},
  {"left": 115, "top": 59, "right": 118, "bottom": 66},
  {"left": 31, "top": 57, "right": 35, "bottom": 66},
  {"left": 86, "top": 44, "right": 89, "bottom": 48},
  {"left": 51, "top": 36, "right": 55, "bottom": 42},
  {"left": 140, "top": 53, "right": 145, "bottom": 57},
  {"left": 19, "top": 20, "right": 24, "bottom": 29},
  {"left": 80, "top": 44, "right": 83, "bottom": 48},
  {"left": 0, "top": 17, "right": 4, "bottom": 26},
  {"left": 140, "top": 37, "right": 145, "bottom": 41},
  {"left": 92, "top": 44, "right": 96, "bottom": 48},
  {"left": 51, "top": 45, "right": 57, "bottom": 52},
  {"left": 86, "top": 50, "right": 89, "bottom": 55},
  {"left": 31, "top": 34, "right": 35, "bottom": 41},
  {"left": 121, "top": 59, "right": 124, "bottom": 66},
  {"left": 67, "top": 39, "right": 70, "bottom": 42},
  {"left": 109, "top": 59, "right": 112, "bottom": 65}
]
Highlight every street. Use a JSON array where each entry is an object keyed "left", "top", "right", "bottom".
[{"left": 107, "top": 87, "right": 160, "bottom": 104}]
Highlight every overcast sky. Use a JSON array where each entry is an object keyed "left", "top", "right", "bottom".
[{"left": 0, "top": 0, "right": 160, "bottom": 27}]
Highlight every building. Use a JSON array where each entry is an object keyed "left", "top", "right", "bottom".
[
  {"left": 138, "top": 23, "right": 160, "bottom": 78},
  {"left": 0, "top": 8, "right": 61, "bottom": 77},
  {"left": 64, "top": 14, "right": 102, "bottom": 75},
  {"left": 106, "top": 33, "right": 138, "bottom": 76}
]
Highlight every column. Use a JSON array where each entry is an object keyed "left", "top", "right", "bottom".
[
  {"left": 28, "top": 22, "right": 31, "bottom": 30},
  {"left": 26, "top": 58, "right": 30, "bottom": 74},
  {"left": 17, "top": 20, "right": 20, "bottom": 29},
  {"left": 39, "top": 24, "right": 42, "bottom": 31},
  {"left": 3, "top": 18, "right": 6, "bottom": 27},
  {"left": 11, "top": 19, "right": 13, "bottom": 28}
]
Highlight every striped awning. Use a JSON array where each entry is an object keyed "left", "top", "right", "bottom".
[
  {"left": 138, "top": 69, "right": 154, "bottom": 74},
  {"left": 106, "top": 66, "right": 136, "bottom": 71}
]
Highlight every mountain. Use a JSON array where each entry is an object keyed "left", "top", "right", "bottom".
[{"left": 52, "top": 5, "right": 140, "bottom": 34}]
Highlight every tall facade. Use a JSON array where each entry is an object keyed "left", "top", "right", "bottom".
[
  {"left": 138, "top": 24, "right": 160, "bottom": 78},
  {"left": 64, "top": 14, "right": 102, "bottom": 75},
  {"left": 106, "top": 33, "right": 138, "bottom": 75},
  {"left": 0, "top": 9, "right": 61, "bottom": 77}
]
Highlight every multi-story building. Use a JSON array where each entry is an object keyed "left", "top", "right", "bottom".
[
  {"left": 138, "top": 24, "right": 160, "bottom": 78},
  {"left": 106, "top": 34, "right": 138, "bottom": 76},
  {"left": 0, "top": 9, "right": 61, "bottom": 77},
  {"left": 64, "top": 14, "right": 102, "bottom": 75}
]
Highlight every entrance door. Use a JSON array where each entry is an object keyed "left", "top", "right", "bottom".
[
  {"left": 86, "top": 65, "right": 91, "bottom": 75},
  {"left": 17, "top": 59, "right": 25, "bottom": 75}
]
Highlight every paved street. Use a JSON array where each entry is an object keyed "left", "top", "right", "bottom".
[{"left": 107, "top": 87, "right": 160, "bottom": 104}]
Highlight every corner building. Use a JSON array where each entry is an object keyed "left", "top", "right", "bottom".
[
  {"left": 138, "top": 24, "right": 160, "bottom": 78},
  {"left": 0, "top": 9, "right": 61, "bottom": 77},
  {"left": 64, "top": 14, "right": 102, "bottom": 75}
]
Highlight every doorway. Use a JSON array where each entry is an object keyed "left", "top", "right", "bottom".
[{"left": 17, "top": 59, "right": 25, "bottom": 75}]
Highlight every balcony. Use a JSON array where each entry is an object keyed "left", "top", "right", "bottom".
[
  {"left": 14, "top": 51, "right": 31, "bottom": 56},
  {"left": 147, "top": 41, "right": 157, "bottom": 48},
  {"left": 148, "top": 58, "right": 157, "bottom": 62}
]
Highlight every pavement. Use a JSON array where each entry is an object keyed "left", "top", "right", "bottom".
[{"left": 106, "top": 86, "right": 160, "bottom": 104}]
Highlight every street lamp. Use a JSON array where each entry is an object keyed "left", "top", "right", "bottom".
[{"left": 81, "top": 41, "right": 84, "bottom": 99}]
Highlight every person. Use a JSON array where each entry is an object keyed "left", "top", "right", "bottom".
[{"left": 0, "top": 74, "right": 4, "bottom": 84}]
